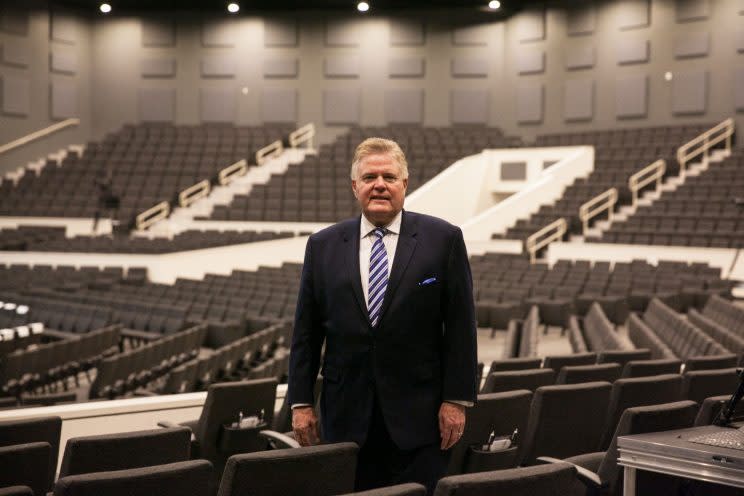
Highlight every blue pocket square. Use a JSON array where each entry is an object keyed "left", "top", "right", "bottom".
[{"left": 419, "top": 277, "right": 437, "bottom": 286}]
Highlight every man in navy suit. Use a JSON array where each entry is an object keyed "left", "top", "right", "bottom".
[{"left": 288, "top": 138, "right": 478, "bottom": 494}]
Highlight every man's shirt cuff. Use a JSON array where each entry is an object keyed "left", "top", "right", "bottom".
[
  {"left": 446, "top": 400, "right": 474, "bottom": 407},
  {"left": 291, "top": 403, "right": 312, "bottom": 409}
]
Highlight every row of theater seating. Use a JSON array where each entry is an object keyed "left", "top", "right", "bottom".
[
  {"left": 0, "top": 123, "right": 294, "bottom": 228},
  {"left": 692, "top": 294, "right": 744, "bottom": 338},
  {"left": 1, "top": 325, "right": 120, "bottom": 399},
  {"left": 4, "top": 229, "right": 296, "bottom": 253},
  {"left": 0, "top": 264, "right": 141, "bottom": 294},
  {"left": 575, "top": 302, "right": 628, "bottom": 352},
  {"left": 0, "top": 323, "right": 43, "bottom": 355},
  {"left": 0, "top": 225, "right": 66, "bottom": 250}
]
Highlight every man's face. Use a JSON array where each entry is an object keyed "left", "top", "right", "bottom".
[{"left": 352, "top": 153, "right": 408, "bottom": 226}]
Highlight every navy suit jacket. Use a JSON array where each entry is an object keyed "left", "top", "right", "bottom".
[{"left": 288, "top": 210, "right": 478, "bottom": 450}]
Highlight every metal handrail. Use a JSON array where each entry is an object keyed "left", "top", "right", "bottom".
[
  {"left": 628, "top": 159, "right": 666, "bottom": 208},
  {"left": 579, "top": 188, "right": 618, "bottom": 235},
  {"left": 179, "top": 180, "right": 211, "bottom": 208},
  {"left": 289, "top": 123, "right": 315, "bottom": 149},
  {"left": 218, "top": 159, "right": 248, "bottom": 186},
  {"left": 525, "top": 218, "right": 567, "bottom": 264},
  {"left": 0, "top": 118, "right": 80, "bottom": 155},
  {"left": 676, "top": 118, "right": 734, "bottom": 178},
  {"left": 256, "top": 140, "right": 283, "bottom": 165},
  {"left": 136, "top": 201, "right": 170, "bottom": 230}
]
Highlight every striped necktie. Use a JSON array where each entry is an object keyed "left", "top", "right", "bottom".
[{"left": 368, "top": 227, "right": 388, "bottom": 327}]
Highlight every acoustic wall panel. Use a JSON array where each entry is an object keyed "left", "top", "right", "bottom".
[
  {"left": 675, "top": 0, "right": 710, "bottom": 22},
  {"left": 264, "top": 19, "right": 298, "bottom": 47},
  {"left": 201, "top": 21, "right": 235, "bottom": 47},
  {"left": 388, "top": 57, "right": 425, "bottom": 78},
  {"left": 141, "top": 20, "right": 176, "bottom": 47},
  {"left": 514, "top": 9, "right": 546, "bottom": 42},
  {"left": 1, "top": 39, "right": 29, "bottom": 67},
  {"left": 324, "top": 89, "right": 360, "bottom": 124},
  {"left": 262, "top": 88, "right": 297, "bottom": 123},
  {"left": 141, "top": 58, "right": 176, "bottom": 78},
  {"left": 516, "top": 49, "right": 545, "bottom": 74},
  {"left": 325, "top": 21, "right": 361, "bottom": 47},
  {"left": 50, "top": 13, "right": 76, "bottom": 43},
  {"left": 324, "top": 56, "right": 360, "bottom": 78},
  {"left": 617, "top": 0, "right": 650, "bottom": 30},
  {"left": 735, "top": 68, "right": 744, "bottom": 112},
  {"left": 385, "top": 89, "right": 424, "bottom": 124},
  {"left": 516, "top": 83, "right": 543, "bottom": 124},
  {"left": 1, "top": 75, "right": 29, "bottom": 116},
  {"left": 565, "top": 41, "right": 595, "bottom": 70},
  {"left": 451, "top": 57, "right": 488, "bottom": 78},
  {"left": 672, "top": 70, "right": 708, "bottom": 115},
  {"left": 617, "top": 39, "right": 649, "bottom": 64},
  {"left": 567, "top": 5, "right": 595, "bottom": 36},
  {"left": 564, "top": 79, "right": 594, "bottom": 122},
  {"left": 615, "top": 73, "right": 648, "bottom": 118},
  {"left": 50, "top": 49, "right": 77, "bottom": 74},
  {"left": 263, "top": 58, "right": 298, "bottom": 78},
  {"left": 389, "top": 20, "right": 425, "bottom": 46},
  {"left": 138, "top": 88, "right": 175, "bottom": 122},
  {"left": 452, "top": 24, "right": 490, "bottom": 46},
  {"left": 201, "top": 56, "right": 236, "bottom": 78},
  {"left": 200, "top": 87, "right": 235, "bottom": 122},
  {"left": 50, "top": 80, "right": 77, "bottom": 119},
  {"left": 450, "top": 89, "right": 489, "bottom": 124},
  {"left": 501, "top": 162, "right": 527, "bottom": 181},
  {"left": 0, "top": 9, "right": 29, "bottom": 35},
  {"left": 674, "top": 32, "right": 709, "bottom": 59}
]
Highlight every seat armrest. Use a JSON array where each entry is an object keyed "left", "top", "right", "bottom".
[
  {"left": 258, "top": 430, "right": 301, "bottom": 449},
  {"left": 536, "top": 456, "right": 605, "bottom": 489}
]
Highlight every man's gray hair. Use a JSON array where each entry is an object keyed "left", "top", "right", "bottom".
[{"left": 350, "top": 137, "right": 409, "bottom": 180}]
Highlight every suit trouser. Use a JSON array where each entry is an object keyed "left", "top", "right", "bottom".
[{"left": 354, "top": 393, "right": 450, "bottom": 496}]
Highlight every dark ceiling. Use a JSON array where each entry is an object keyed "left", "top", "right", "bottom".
[{"left": 48, "top": 0, "right": 530, "bottom": 16}]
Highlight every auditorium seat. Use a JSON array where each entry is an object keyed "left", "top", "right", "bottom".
[
  {"left": 542, "top": 352, "right": 597, "bottom": 372},
  {"left": 0, "top": 416, "right": 61, "bottom": 492},
  {"left": 58, "top": 427, "right": 192, "bottom": 478},
  {"left": 217, "top": 443, "right": 358, "bottom": 496},
  {"left": 693, "top": 394, "right": 744, "bottom": 426},
  {"left": 339, "top": 483, "right": 426, "bottom": 496},
  {"left": 434, "top": 462, "right": 584, "bottom": 496},
  {"left": 488, "top": 357, "right": 542, "bottom": 372},
  {"left": 599, "top": 374, "right": 683, "bottom": 450},
  {"left": 538, "top": 400, "right": 698, "bottom": 496},
  {"left": 53, "top": 459, "right": 213, "bottom": 496},
  {"left": 683, "top": 354, "right": 738, "bottom": 372},
  {"left": 682, "top": 368, "right": 739, "bottom": 405},
  {"left": 596, "top": 348, "right": 652, "bottom": 367},
  {"left": 520, "top": 381, "right": 612, "bottom": 465},
  {"left": 0, "top": 442, "right": 51, "bottom": 496},
  {"left": 555, "top": 363, "right": 622, "bottom": 385},
  {"left": 480, "top": 369, "right": 554, "bottom": 394},
  {"left": 0, "top": 487, "right": 33, "bottom": 496},
  {"left": 620, "top": 358, "right": 681, "bottom": 378},
  {"left": 447, "top": 390, "right": 533, "bottom": 475}
]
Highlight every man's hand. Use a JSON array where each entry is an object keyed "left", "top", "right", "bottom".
[
  {"left": 292, "top": 406, "right": 320, "bottom": 446},
  {"left": 439, "top": 402, "right": 466, "bottom": 450}
]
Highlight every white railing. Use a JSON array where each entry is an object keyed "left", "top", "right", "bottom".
[
  {"left": 289, "top": 123, "right": 315, "bottom": 149},
  {"left": 218, "top": 159, "right": 248, "bottom": 186},
  {"left": 628, "top": 159, "right": 666, "bottom": 208},
  {"left": 256, "top": 140, "right": 283, "bottom": 165},
  {"left": 677, "top": 118, "right": 734, "bottom": 178},
  {"left": 579, "top": 188, "right": 618, "bottom": 235},
  {"left": 525, "top": 218, "right": 567, "bottom": 264},
  {"left": 136, "top": 201, "right": 170, "bottom": 230},
  {"left": 0, "top": 118, "right": 80, "bottom": 155},
  {"left": 178, "top": 180, "right": 210, "bottom": 208}
]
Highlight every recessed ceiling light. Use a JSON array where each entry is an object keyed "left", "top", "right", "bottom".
[
  {"left": 99, "top": 3, "right": 112, "bottom": 13},
  {"left": 664, "top": 71, "right": 673, "bottom": 81},
  {"left": 488, "top": 1, "right": 501, "bottom": 9},
  {"left": 227, "top": 2, "right": 240, "bottom": 13},
  {"left": 357, "top": 2, "right": 370, "bottom": 12}
]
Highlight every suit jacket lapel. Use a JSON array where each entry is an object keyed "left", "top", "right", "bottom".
[
  {"left": 378, "top": 210, "right": 417, "bottom": 325},
  {"left": 343, "top": 217, "right": 367, "bottom": 320}
]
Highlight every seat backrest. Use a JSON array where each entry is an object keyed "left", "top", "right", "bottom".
[
  {"left": 337, "top": 483, "right": 427, "bottom": 496},
  {"left": 600, "top": 374, "right": 683, "bottom": 450},
  {"left": 217, "top": 442, "right": 358, "bottom": 496},
  {"left": 59, "top": 427, "right": 192, "bottom": 478},
  {"left": 0, "top": 416, "right": 61, "bottom": 491},
  {"left": 596, "top": 348, "right": 652, "bottom": 366},
  {"left": 0, "top": 486, "right": 34, "bottom": 496},
  {"left": 0, "top": 442, "right": 51, "bottom": 496},
  {"left": 620, "top": 359, "right": 682, "bottom": 378},
  {"left": 488, "top": 357, "right": 542, "bottom": 372},
  {"left": 542, "top": 352, "right": 597, "bottom": 371},
  {"left": 684, "top": 354, "right": 738, "bottom": 372},
  {"left": 53, "top": 459, "right": 213, "bottom": 496},
  {"left": 556, "top": 363, "right": 622, "bottom": 385},
  {"left": 598, "top": 401, "right": 697, "bottom": 496},
  {"left": 195, "top": 378, "right": 278, "bottom": 459},
  {"left": 446, "top": 390, "right": 533, "bottom": 476},
  {"left": 521, "top": 381, "right": 612, "bottom": 464},
  {"left": 682, "top": 368, "right": 739, "bottom": 404},
  {"left": 433, "top": 462, "right": 582, "bottom": 496},
  {"left": 480, "top": 369, "right": 554, "bottom": 394}
]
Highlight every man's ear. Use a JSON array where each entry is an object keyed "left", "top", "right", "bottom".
[
  {"left": 351, "top": 180, "right": 359, "bottom": 199},
  {"left": 402, "top": 177, "right": 408, "bottom": 191}
]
